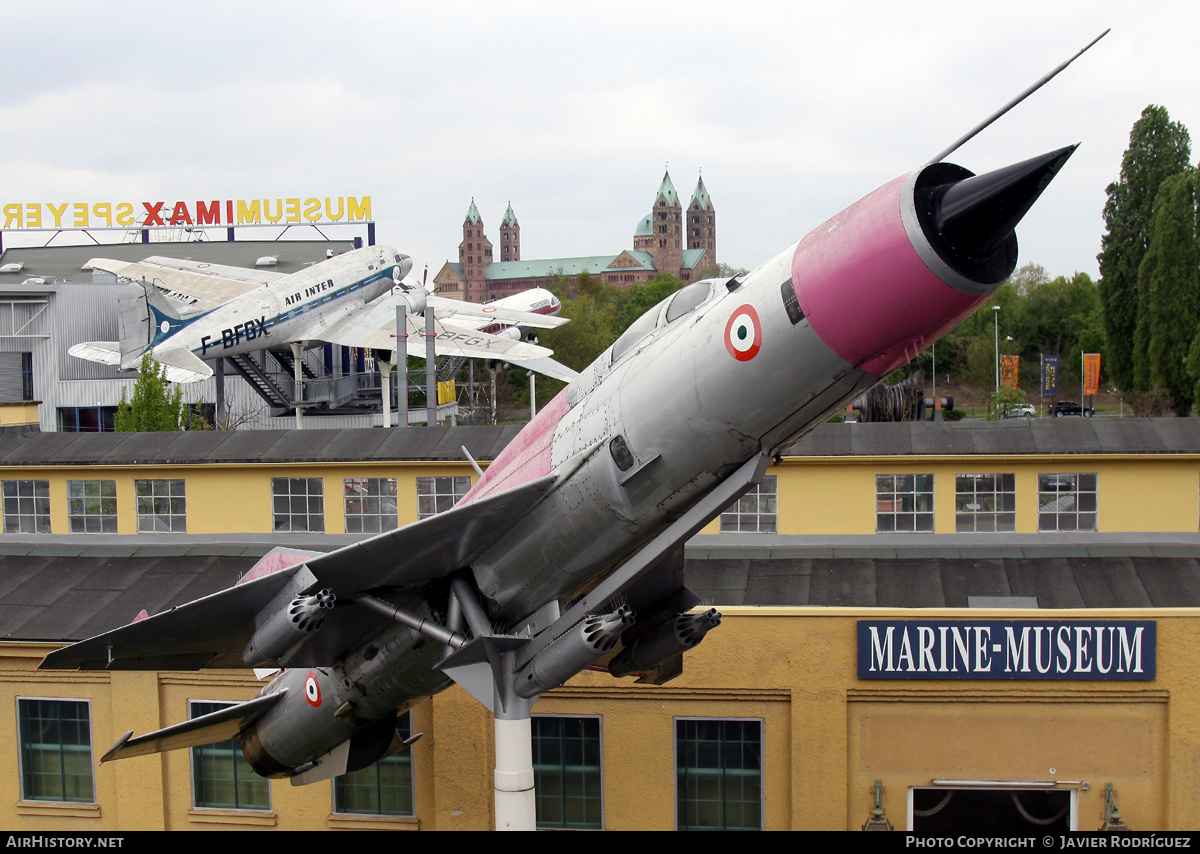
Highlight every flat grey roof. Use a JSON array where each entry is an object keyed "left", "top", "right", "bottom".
[
  {"left": 2, "top": 419, "right": 1198, "bottom": 468},
  {"left": 0, "top": 240, "right": 359, "bottom": 286},
  {"left": 788, "top": 417, "right": 1200, "bottom": 456},
  {"left": 2, "top": 535, "right": 1197, "bottom": 643},
  {"left": 0, "top": 424, "right": 524, "bottom": 466}
]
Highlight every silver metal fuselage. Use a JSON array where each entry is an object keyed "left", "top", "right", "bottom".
[
  {"left": 142, "top": 245, "right": 405, "bottom": 366},
  {"left": 248, "top": 160, "right": 1018, "bottom": 774}
]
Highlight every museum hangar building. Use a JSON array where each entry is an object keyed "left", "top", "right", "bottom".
[{"left": 0, "top": 416, "right": 1197, "bottom": 831}]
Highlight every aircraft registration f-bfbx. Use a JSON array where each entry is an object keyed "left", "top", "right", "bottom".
[{"left": 41, "top": 40, "right": 1094, "bottom": 800}]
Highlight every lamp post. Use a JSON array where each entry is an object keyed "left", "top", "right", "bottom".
[{"left": 992, "top": 305, "right": 1001, "bottom": 393}]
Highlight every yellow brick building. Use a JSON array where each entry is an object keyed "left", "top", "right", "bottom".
[{"left": 1, "top": 419, "right": 1198, "bottom": 830}]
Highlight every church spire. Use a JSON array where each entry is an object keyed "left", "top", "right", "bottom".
[
  {"left": 464, "top": 198, "right": 482, "bottom": 225},
  {"left": 655, "top": 171, "right": 679, "bottom": 207},
  {"left": 500, "top": 201, "right": 520, "bottom": 263}
]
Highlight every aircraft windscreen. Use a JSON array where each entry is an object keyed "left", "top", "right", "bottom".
[
  {"left": 610, "top": 281, "right": 715, "bottom": 365},
  {"left": 610, "top": 306, "right": 661, "bottom": 364},
  {"left": 664, "top": 281, "right": 712, "bottom": 323}
]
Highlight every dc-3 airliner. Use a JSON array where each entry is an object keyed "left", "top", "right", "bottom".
[
  {"left": 69, "top": 246, "right": 577, "bottom": 384},
  {"left": 43, "top": 32, "right": 1104, "bottom": 830}
]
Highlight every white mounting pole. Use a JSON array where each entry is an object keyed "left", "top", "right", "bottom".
[
  {"left": 397, "top": 304, "right": 408, "bottom": 428},
  {"left": 379, "top": 358, "right": 392, "bottom": 429},
  {"left": 292, "top": 340, "right": 304, "bottom": 430},
  {"left": 425, "top": 310, "right": 436, "bottom": 427},
  {"left": 494, "top": 716, "right": 536, "bottom": 830}
]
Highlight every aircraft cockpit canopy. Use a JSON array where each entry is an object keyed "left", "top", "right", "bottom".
[{"left": 610, "top": 279, "right": 716, "bottom": 365}]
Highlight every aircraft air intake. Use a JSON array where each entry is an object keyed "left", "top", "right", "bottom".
[{"left": 915, "top": 145, "right": 1078, "bottom": 285}]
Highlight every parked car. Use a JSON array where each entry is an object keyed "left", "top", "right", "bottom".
[
  {"left": 1051, "top": 400, "right": 1095, "bottom": 417},
  {"left": 1000, "top": 403, "right": 1036, "bottom": 418}
]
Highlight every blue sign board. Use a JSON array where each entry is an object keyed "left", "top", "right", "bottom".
[
  {"left": 1041, "top": 354, "right": 1059, "bottom": 399},
  {"left": 857, "top": 620, "right": 1155, "bottom": 680}
]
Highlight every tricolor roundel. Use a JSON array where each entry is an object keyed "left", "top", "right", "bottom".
[
  {"left": 724, "top": 305, "right": 762, "bottom": 361},
  {"left": 304, "top": 671, "right": 321, "bottom": 707}
]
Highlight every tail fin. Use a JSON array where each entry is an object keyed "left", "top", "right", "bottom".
[{"left": 116, "top": 282, "right": 189, "bottom": 369}]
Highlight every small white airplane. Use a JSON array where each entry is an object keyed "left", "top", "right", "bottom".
[{"left": 69, "top": 245, "right": 578, "bottom": 384}]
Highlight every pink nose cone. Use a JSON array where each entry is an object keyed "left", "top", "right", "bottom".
[{"left": 790, "top": 174, "right": 984, "bottom": 378}]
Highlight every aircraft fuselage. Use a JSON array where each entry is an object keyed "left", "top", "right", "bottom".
[
  {"left": 235, "top": 146, "right": 1074, "bottom": 779},
  {"left": 133, "top": 245, "right": 409, "bottom": 368}
]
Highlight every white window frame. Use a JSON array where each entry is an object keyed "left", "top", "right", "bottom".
[
  {"left": 1037, "top": 473, "right": 1098, "bottom": 532},
  {"left": 876, "top": 474, "right": 935, "bottom": 533},
  {"left": 720, "top": 476, "right": 777, "bottom": 533},
  {"left": 416, "top": 476, "right": 471, "bottom": 520},
  {"left": 135, "top": 478, "right": 187, "bottom": 533},
  {"left": 955, "top": 473, "right": 1016, "bottom": 533},
  {"left": 271, "top": 477, "right": 325, "bottom": 533},
  {"left": 2, "top": 479, "right": 51, "bottom": 534},
  {"left": 67, "top": 479, "right": 117, "bottom": 534},
  {"left": 343, "top": 477, "right": 398, "bottom": 534}
]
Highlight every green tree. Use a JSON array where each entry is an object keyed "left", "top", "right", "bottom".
[
  {"left": 987, "top": 384, "right": 1028, "bottom": 420},
  {"left": 539, "top": 272, "right": 628, "bottom": 373},
  {"left": 1098, "top": 105, "right": 1191, "bottom": 391},
  {"left": 1139, "top": 169, "right": 1200, "bottom": 411},
  {"left": 1008, "top": 262, "right": 1049, "bottom": 297},
  {"left": 115, "top": 353, "right": 185, "bottom": 431}
]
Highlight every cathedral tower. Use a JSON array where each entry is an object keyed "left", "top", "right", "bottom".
[
  {"left": 688, "top": 175, "right": 716, "bottom": 264},
  {"left": 500, "top": 202, "right": 520, "bottom": 263},
  {"left": 458, "top": 199, "right": 492, "bottom": 302},
  {"left": 650, "top": 171, "right": 683, "bottom": 278}
]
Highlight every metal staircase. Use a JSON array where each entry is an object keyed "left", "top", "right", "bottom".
[{"left": 227, "top": 353, "right": 294, "bottom": 411}]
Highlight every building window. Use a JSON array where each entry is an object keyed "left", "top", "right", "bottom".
[
  {"left": 67, "top": 480, "right": 117, "bottom": 533},
  {"left": 416, "top": 476, "right": 471, "bottom": 519},
  {"left": 876, "top": 474, "right": 934, "bottom": 532},
  {"left": 333, "top": 712, "right": 414, "bottom": 816},
  {"left": 21, "top": 352, "right": 33, "bottom": 400},
  {"left": 3, "top": 480, "right": 50, "bottom": 533},
  {"left": 135, "top": 479, "right": 186, "bottom": 533},
  {"left": 1038, "top": 473, "right": 1098, "bottom": 532},
  {"left": 955, "top": 473, "right": 1016, "bottom": 533},
  {"left": 675, "top": 718, "right": 762, "bottom": 831},
  {"left": 272, "top": 477, "right": 324, "bottom": 532},
  {"left": 190, "top": 701, "right": 269, "bottom": 810},
  {"left": 720, "top": 476, "right": 777, "bottom": 533},
  {"left": 17, "top": 698, "right": 94, "bottom": 803},
  {"left": 58, "top": 406, "right": 116, "bottom": 432},
  {"left": 533, "top": 716, "right": 603, "bottom": 829},
  {"left": 344, "top": 477, "right": 398, "bottom": 534}
]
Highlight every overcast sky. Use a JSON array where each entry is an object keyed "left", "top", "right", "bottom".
[{"left": 3, "top": 1, "right": 1198, "bottom": 282}]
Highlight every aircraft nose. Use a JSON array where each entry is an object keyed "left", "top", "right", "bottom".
[{"left": 792, "top": 146, "right": 1075, "bottom": 378}]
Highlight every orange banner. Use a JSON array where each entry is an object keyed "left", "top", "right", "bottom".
[
  {"left": 1001, "top": 355, "right": 1020, "bottom": 389},
  {"left": 1083, "top": 353, "right": 1101, "bottom": 397}
]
